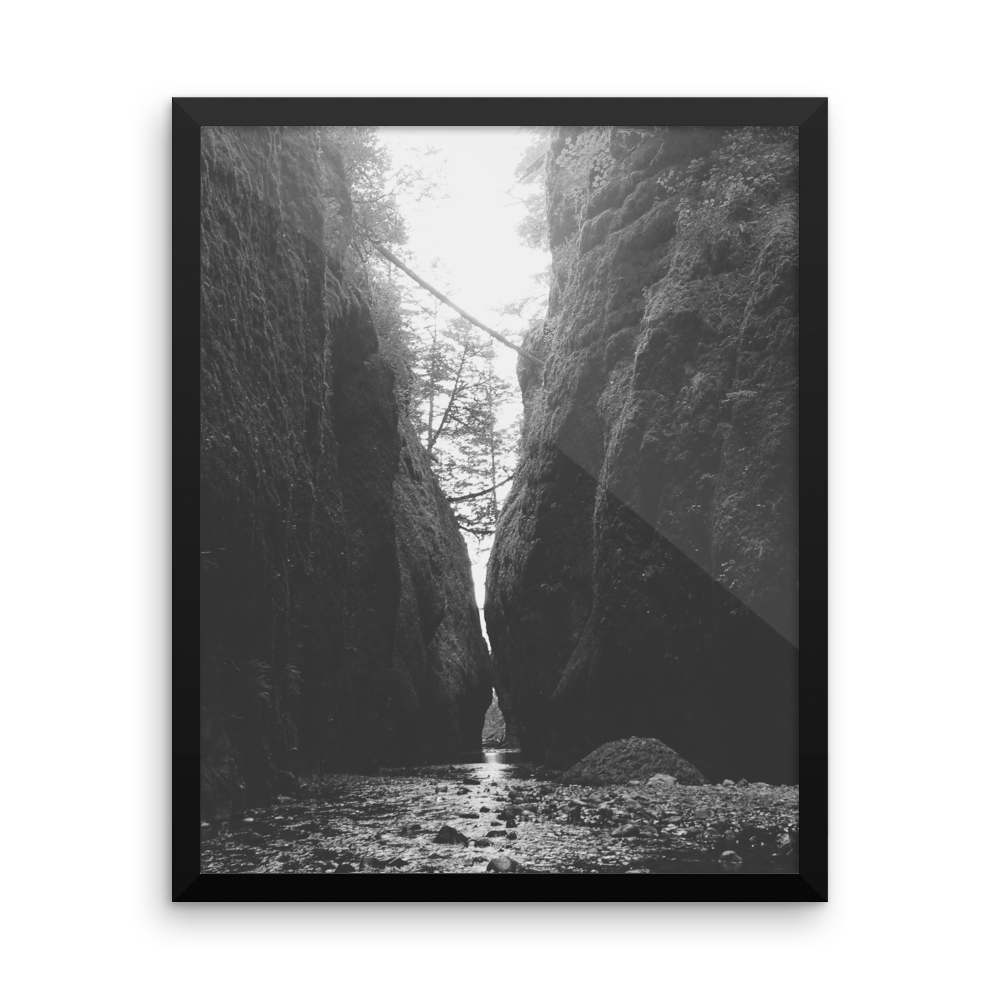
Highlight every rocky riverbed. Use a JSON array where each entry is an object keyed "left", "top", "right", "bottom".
[{"left": 200, "top": 758, "right": 799, "bottom": 874}]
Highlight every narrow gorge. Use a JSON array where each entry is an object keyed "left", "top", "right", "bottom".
[{"left": 197, "top": 123, "right": 801, "bottom": 875}]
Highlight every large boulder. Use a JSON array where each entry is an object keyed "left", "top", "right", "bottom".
[
  {"left": 486, "top": 127, "right": 799, "bottom": 783},
  {"left": 559, "top": 736, "right": 706, "bottom": 786}
]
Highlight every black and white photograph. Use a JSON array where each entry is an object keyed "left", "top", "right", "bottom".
[{"left": 177, "top": 99, "right": 826, "bottom": 896}]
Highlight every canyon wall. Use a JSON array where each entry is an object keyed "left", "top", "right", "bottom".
[
  {"left": 486, "top": 126, "right": 799, "bottom": 783},
  {"left": 199, "top": 127, "right": 491, "bottom": 819}
]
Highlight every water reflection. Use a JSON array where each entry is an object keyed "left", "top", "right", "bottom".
[{"left": 457, "top": 749, "right": 523, "bottom": 764}]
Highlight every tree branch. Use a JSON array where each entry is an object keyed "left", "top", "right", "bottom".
[
  {"left": 446, "top": 475, "right": 515, "bottom": 503},
  {"left": 355, "top": 223, "right": 543, "bottom": 365},
  {"left": 429, "top": 346, "right": 470, "bottom": 450}
]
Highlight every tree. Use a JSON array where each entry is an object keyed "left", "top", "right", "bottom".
[
  {"left": 511, "top": 126, "right": 552, "bottom": 253},
  {"left": 320, "top": 126, "right": 523, "bottom": 541},
  {"left": 396, "top": 255, "right": 521, "bottom": 539},
  {"left": 406, "top": 308, "right": 517, "bottom": 539},
  {"left": 315, "top": 127, "right": 440, "bottom": 401}
]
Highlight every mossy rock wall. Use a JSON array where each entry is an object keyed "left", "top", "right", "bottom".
[
  {"left": 485, "top": 126, "right": 799, "bottom": 783},
  {"left": 199, "top": 127, "right": 491, "bottom": 818}
]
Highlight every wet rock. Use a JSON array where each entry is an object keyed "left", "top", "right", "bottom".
[
  {"left": 361, "top": 856, "right": 386, "bottom": 869},
  {"left": 568, "top": 803, "right": 582, "bottom": 823},
  {"left": 722, "top": 779, "right": 735, "bottom": 787},
  {"left": 559, "top": 738, "right": 706, "bottom": 787},
  {"left": 462, "top": 777, "right": 481, "bottom": 785},
  {"left": 647, "top": 773, "right": 677, "bottom": 789},
  {"left": 486, "top": 855, "right": 522, "bottom": 873},
  {"left": 334, "top": 863, "right": 355, "bottom": 873},
  {"left": 611, "top": 823, "right": 641, "bottom": 838},
  {"left": 507, "top": 831, "right": 518, "bottom": 840},
  {"left": 776, "top": 830, "right": 799, "bottom": 857},
  {"left": 399, "top": 822, "right": 421, "bottom": 837},
  {"left": 387, "top": 857, "right": 408, "bottom": 868},
  {"left": 474, "top": 838, "right": 492, "bottom": 848},
  {"left": 487, "top": 830, "right": 508, "bottom": 838},
  {"left": 479, "top": 806, "right": 491, "bottom": 813},
  {"left": 459, "top": 812, "right": 479, "bottom": 819},
  {"left": 720, "top": 851, "right": 743, "bottom": 865},
  {"left": 432, "top": 825, "right": 469, "bottom": 846},
  {"left": 736, "top": 826, "right": 772, "bottom": 849},
  {"left": 737, "top": 778, "right": 749, "bottom": 787},
  {"left": 456, "top": 788, "right": 470, "bottom": 796},
  {"left": 490, "top": 820, "right": 502, "bottom": 827},
  {"left": 505, "top": 818, "right": 518, "bottom": 828},
  {"left": 626, "top": 868, "right": 651, "bottom": 874}
]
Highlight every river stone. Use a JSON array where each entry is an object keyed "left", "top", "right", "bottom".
[
  {"left": 611, "top": 823, "right": 641, "bottom": 838},
  {"left": 474, "top": 838, "right": 492, "bottom": 848},
  {"left": 432, "top": 825, "right": 469, "bottom": 846},
  {"left": 720, "top": 851, "right": 743, "bottom": 865},
  {"left": 487, "top": 855, "right": 522, "bottom": 873},
  {"left": 560, "top": 737, "right": 706, "bottom": 786},
  {"left": 647, "top": 773, "right": 677, "bottom": 788}
]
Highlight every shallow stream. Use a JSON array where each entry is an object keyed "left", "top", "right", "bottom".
[{"left": 200, "top": 757, "right": 798, "bottom": 875}]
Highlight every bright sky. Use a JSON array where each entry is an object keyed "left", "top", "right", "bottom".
[{"left": 378, "top": 128, "right": 550, "bottom": 625}]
